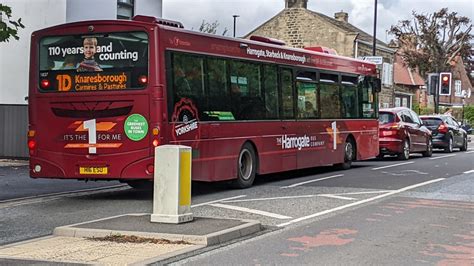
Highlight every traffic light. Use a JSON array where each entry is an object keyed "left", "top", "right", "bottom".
[
  {"left": 439, "top": 72, "right": 452, "bottom": 95},
  {"left": 427, "top": 73, "right": 439, "bottom": 95}
]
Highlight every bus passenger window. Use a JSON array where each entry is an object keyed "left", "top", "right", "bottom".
[
  {"left": 297, "top": 82, "right": 318, "bottom": 119},
  {"left": 281, "top": 69, "right": 294, "bottom": 119},
  {"left": 172, "top": 53, "right": 204, "bottom": 99},
  {"left": 264, "top": 65, "right": 279, "bottom": 119},
  {"left": 319, "top": 83, "right": 341, "bottom": 119},
  {"left": 229, "top": 61, "right": 262, "bottom": 120}
]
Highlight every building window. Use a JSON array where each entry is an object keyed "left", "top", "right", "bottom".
[
  {"left": 455, "top": 80, "right": 462, "bottom": 97},
  {"left": 117, "top": 0, "right": 134, "bottom": 20}
]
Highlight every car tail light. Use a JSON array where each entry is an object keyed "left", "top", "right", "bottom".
[
  {"left": 380, "top": 123, "right": 400, "bottom": 137},
  {"left": 438, "top": 123, "right": 448, "bottom": 134}
]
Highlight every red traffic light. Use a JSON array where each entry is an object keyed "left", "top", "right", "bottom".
[{"left": 439, "top": 72, "right": 452, "bottom": 95}]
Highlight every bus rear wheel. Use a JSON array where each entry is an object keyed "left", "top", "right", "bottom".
[
  {"left": 231, "top": 143, "right": 256, "bottom": 189},
  {"left": 335, "top": 138, "right": 355, "bottom": 170}
]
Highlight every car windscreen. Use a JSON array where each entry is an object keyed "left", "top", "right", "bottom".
[
  {"left": 378, "top": 112, "right": 395, "bottom": 124},
  {"left": 420, "top": 118, "right": 442, "bottom": 126},
  {"left": 38, "top": 31, "right": 148, "bottom": 92}
]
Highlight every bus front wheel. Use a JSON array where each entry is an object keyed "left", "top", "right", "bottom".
[{"left": 231, "top": 143, "right": 257, "bottom": 189}]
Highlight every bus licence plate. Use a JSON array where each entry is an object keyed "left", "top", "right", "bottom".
[{"left": 79, "top": 167, "right": 108, "bottom": 175}]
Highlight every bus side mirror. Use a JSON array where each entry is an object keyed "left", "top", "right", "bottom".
[{"left": 373, "top": 78, "right": 382, "bottom": 93}]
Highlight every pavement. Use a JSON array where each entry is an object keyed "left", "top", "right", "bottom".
[{"left": 0, "top": 213, "right": 262, "bottom": 265}]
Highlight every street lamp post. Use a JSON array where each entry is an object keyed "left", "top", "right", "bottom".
[
  {"left": 372, "top": 0, "right": 378, "bottom": 56},
  {"left": 233, "top": 15, "right": 240, "bottom": 38}
]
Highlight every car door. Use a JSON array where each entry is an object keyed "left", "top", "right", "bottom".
[
  {"left": 400, "top": 110, "right": 417, "bottom": 151},
  {"left": 447, "top": 117, "right": 463, "bottom": 147},
  {"left": 410, "top": 110, "right": 429, "bottom": 151}
]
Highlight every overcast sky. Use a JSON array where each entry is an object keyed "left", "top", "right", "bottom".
[{"left": 162, "top": 0, "right": 473, "bottom": 42}]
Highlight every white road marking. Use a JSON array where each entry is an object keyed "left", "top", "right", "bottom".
[
  {"left": 371, "top": 161, "right": 414, "bottom": 170},
  {"left": 223, "top": 195, "right": 319, "bottom": 203},
  {"left": 223, "top": 193, "right": 356, "bottom": 203},
  {"left": 277, "top": 178, "right": 445, "bottom": 227},
  {"left": 463, "top": 170, "right": 474, "bottom": 174},
  {"left": 191, "top": 195, "right": 247, "bottom": 208},
  {"left": 209, "top": 203, "right": 292, "bottom": 219},
  {"left": 466, "top": 151, "right": 474, "bottom": 154},
  {"left": 0, "top": 185, "right": 129, "bottom": 209},
  {"left": 318, "top": 194, "right": 356, "bottom": 200},
  {"left": 429, "top": 154, "right": 457, "bottom": 160},
  {"left": 332, "top": 190, "right": 393, "bottom": 195},
  {"left": 280, "top": 174, "right": 343, "bottom": 188}
]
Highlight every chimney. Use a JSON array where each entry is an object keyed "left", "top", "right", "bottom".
[
  {"left": 285, "top": 0, "right": 308, "bottom": 9},
  {"left": 334, "top": 11, "right": 348, "bottom": 23}
]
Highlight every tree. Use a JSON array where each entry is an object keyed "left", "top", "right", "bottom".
[
  {"left": 0, "top": 4, "right": 25, "bottom": 42},
  {"left": 198, "top": 20, "right": 228, "bottom": 36},
  {"left": 389, "top": 8, "right": 472, "bottom": 76}
]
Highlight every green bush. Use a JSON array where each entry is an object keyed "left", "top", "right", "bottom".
[{"left": 464, "top": 105, "right": 474, "bottom": 124}]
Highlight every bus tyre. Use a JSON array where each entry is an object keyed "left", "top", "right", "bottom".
[
  {"left": 336, "top": 139, "right": 354, "bottom": 170},
  {"left": 231, "top": 143, "right": 257, "bottom": 189}
]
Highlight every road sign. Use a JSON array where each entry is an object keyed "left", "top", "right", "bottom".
[{"left": 361, "top": 56, "right": 383, "bottom": 65}]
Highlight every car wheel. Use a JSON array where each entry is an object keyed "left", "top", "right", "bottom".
[
  {"left": 460, "top": 135, "right": 468, "bottom": 151},
  {"left": 444, "top": 135, "right": 453, "bottom": 153},
  {"left": 422, "top": 138, "right": 433, "bottom": 157},
  {"left": 335, "top": 139, "right": 355, "bottom": 170},
  {"left": 398, "top": 139, "right": 410, "bottom": 160},
  {"left": 230, "top": 142, "right": 256, "bottom": 189}
]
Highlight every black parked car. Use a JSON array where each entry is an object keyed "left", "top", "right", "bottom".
[{"left": 419, "top": 115, "right": 468, "bottom": 152}]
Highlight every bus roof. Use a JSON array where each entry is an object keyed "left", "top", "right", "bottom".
[{"left": 33, "top": 15, "right": 377, "bottom": 76}]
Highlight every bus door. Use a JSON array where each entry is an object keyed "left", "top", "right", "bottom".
[{"left": 279, "top": 68, "right": 297, "bottom": 171}]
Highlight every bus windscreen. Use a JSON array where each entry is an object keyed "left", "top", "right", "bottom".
[{"left": 38, "top": 31, "right": 148, "bottom": 92}]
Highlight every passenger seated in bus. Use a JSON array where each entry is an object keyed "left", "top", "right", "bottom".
[
  {"left": 77, "top": 37, "right": 103, "bottom": 72},
  {"left": 304, "top": 101, "right": 316, "bottom": 118},
  {"left": 174, "top": 67, "right": 192, "bottom": 97}
]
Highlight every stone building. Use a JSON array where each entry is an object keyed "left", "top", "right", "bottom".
[{"left": 244, "top": 0, "right": 396, "bottom": 107}]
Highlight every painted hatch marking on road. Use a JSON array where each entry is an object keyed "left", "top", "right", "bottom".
[
  {"left": 463, "top": 170, "right": 474, "bottom": 174},
  {"left": 465, "top": 150, "right": 474, "bottom": 154},
  {"left": 371, "top": 161, "right": 414, "bottom": 171},
  {"left": 191, "top": 195, "right": 247, "bottom": 208},
  {"left": 221, "top": 194, "right": 357, "bottom": 204},
  {"left": 209, "top": 203, "right": 292, "bottom": 219},
  {"left": 429, "top": 154, "right": 457, "bottom": 160},
  {"left": 277, "top": 178, "right": 445, "bottom": 227},
  {"left": 280, "top": 174, "right": 344, "bottom": 189}
]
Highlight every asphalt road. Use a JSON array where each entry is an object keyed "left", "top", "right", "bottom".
[{"left": 1, "top": 144, "right": 473, "bottom": 264}]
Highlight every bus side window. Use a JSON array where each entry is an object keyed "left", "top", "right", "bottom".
[
  {"left": 281, "top": 69, "right": 294, "bottom": 119},
  {"left": 229, "top": 61, "right": 262, "bottom": 120},
  {"left": 297, "top": 82, "right": 318, "bottom": 119},
  {"left": 319, "top": 83, "right": 341, "bottom": 119},
  {"left": 264, "top": 65, "right": 279, "bottom": 119}
]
